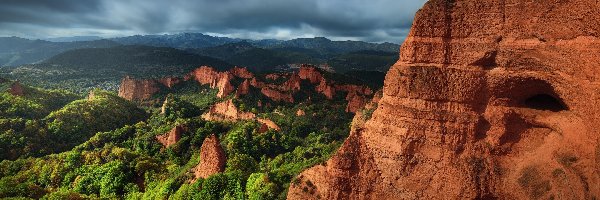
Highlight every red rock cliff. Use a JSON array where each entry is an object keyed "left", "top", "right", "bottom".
[
  {"left": 158, "top": 77, "right": 181, "bottom": 88},
  {"left": 288, "top": 0, "right": 600, "bottom": 199},
  {"left": 202, "top": 99, "right": 256, "bottom": 121},
  {"left": 229, "top": 66, "right": 254, "bottom": 79},
  {"left": 190, "top": 66, "right": 254, "bottom": 98},
  {"left": 299, "top": 65, "right": 324, "bottom": 84},
  {"left": 236, "top": 79, "right": 251, "bottom": 97},
  {"left": 261, "top": 87, "right": 295, "bottom": 103},
  {"left": 118, "top": 76, "right": 160, "bottom": 101},
  {"left": 156, "top": 126, "right": 184, "bottom": 148}
]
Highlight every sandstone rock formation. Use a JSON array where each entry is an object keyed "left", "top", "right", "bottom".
[
  {"left": 316, "top": 79, "right": 336, "bottom": 100},
  {"left": 194, "top": 134, "right": 226, "bottom": 180},
  {"left": 190, "top": 66, "right": 237, "bottom": 98},
  {"left": 118, "top": 76, "right": 160, "bottom": 101},
  {"left": 261, "top": 87, "right": 294, "bottom": 103},
  {"left": 202, "top": 99, "right": 255, "bottom": 121},
  {"left": 216, "top": 73, "right": 235, "bottom": 98},
  {"left": 296, "top": 109, "right": 306, "bottom": 116},
  {"left": 8, "top": 82, "right": 24, "bottom": 96},
  {"left": 283, "top": 74, "right": 302, "bottom": 92},
  {"left": 158, "top": 77, "right": 180, "bottom": 88},
  {"left": 345, "top": 92, "right": 367, "bottom": 113},
  {"left": 250, "top": 77, "right": 266, "bottom": 88},
  {"left": 265, "top": 73, "right": 282, "bottom": 80},
  {"left": 299, "top": 65, "right": 323, "bottom": 84},
  {"left": 236, "top": 79, "right": 251, "bottom": 97},
  {"left": 229, "top": 66, "right": 254, "bottom": 79},
  {"left": 190, "top": 66, "right": 222, "bottom": 86},
  {"left": 160, "top": 97, "right": 169, "bottom": 115},
  {"left": 257, "top": 118, "right": 281, "bottom": 133},
  {"left": 335, "top": 84, "right": 373, "bottom": 96},
  {"left": 156, "top": 126, "right": 184, "bottom": 148},
  {"left": 288, "top": 0, "right": 600, "bottom": 199},
  {"left": 118, "top": 65, "right": 374, "bottom": 113}
]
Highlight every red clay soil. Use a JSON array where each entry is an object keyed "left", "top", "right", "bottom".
[{"left": 287, "top": 0, "right": 600, "bottom": 199}]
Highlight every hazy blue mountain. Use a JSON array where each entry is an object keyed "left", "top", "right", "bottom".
[
  {"left": 0, "top": 37, "right": 119, "bottom": 67},
  {"left": 111, "top": 33, "right": 399, "bottom": 53},
  {"left": 0, "top": 33, "right": 399, "bottom": 68},
  {"left": 110, "top": 33, "right": 243, "bottom": 49},
  {"left": 258, "top": 37, "right": 399, "bottom": 54},
  {"left": 45, "top": 36, "right": 104, "bottom": 42}
]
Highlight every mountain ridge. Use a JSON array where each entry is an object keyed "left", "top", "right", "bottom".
[{"left": 0, "top": 34, "right": 399, "bottom": 67}]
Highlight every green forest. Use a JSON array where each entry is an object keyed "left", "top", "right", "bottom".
[{"left": 0, "top": 76, "right": 360, "bottom": 199}]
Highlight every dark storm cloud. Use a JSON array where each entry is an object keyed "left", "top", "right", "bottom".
[{"left": 0, "top": 0, "right": 426, "bottom": 43}]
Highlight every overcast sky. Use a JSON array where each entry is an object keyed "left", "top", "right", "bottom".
[{"left": 0, "top": 0, "right": 426, "bottom": 43}]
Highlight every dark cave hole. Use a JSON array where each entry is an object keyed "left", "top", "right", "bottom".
[{"left": 523, "top": 94, "right": 567, "bottom": 112}]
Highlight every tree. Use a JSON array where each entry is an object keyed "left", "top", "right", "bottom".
[{"left": 245, "top": 173, "right": 277, "bottom": 200}]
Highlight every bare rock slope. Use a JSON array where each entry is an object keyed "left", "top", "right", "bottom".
[
  {"left": 288, "top": 0, "right": 600, "bottom": 199},
  {"left": 194, "top": 134, "right": 226, "bottom": 180}
]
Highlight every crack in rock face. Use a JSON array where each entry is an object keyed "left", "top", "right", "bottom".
[{"left": 287, "top": 0, "right": 600, "bottom": 199}]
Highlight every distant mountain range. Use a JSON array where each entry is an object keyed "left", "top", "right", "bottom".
[
  {"left": 0, "top": 33, "right": 399, "bottom": 68},
  {"left": 44, "top": 36, "right": 104, "bottom": 42},
  {"left": 190, "top": 41, "right": 397, "bottom": 72},
  {"left": 44, "top": 45, "right": 231, "bottom": 71},
  {"left": 0, "top": 37, "right": 119, "bottom": 66},
  {"left": 111, "top": 33, "right": 398, "bottom": 53}
]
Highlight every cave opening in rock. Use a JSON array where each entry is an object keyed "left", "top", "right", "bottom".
[{"left": 523, "top": 94, "right": 567, "bottom": 112}]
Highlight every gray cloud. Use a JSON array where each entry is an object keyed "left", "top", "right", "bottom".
[{"left": 0, "top": 0, "right": 426, "bottom": 43}]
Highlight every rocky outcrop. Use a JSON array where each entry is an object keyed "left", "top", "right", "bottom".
[
  {"left": 296, "top": 109, "right": 306, "bottom": 116},
  {"left": 265, "top": 73, "right": 282, "bottom": 80},
  {"left": 8, "top": 81, "right": 24, "bottom": 96},
  {"left": 236, "top": 79, "right": 251, "bottom": 97},
  {"left": 261, "top": 87, "right": 294, "bottom": 103},
  {"left": 335, "top": 84, "right": 373, "bottom": 96},
  {"left": 216, "top": 73, "right": 235, "bottom": 98},
  {"left": 345, "top": 92, "right": 367, "bottom": 113},
  {"left": 189, "top": 66, "right": 255, "bottom": 98},
  {"left": 202, "top": 99, "right": 255, "bottom": 121},
  {"left": 298, "top": 65, "right": 323, "bottom": 84},
  {"left": 118, "top": 76, "right": 160, "bottom": 101},
  {"left": 190, "top": 66, "right": 222, "bottom": 86},
  {"left": 160, "top": 97, "right": 169, "bottom": 115},
  {"left": 283, "top": 74, "right": 302, "bottom": 92},
  {"left": 257, "top": 118, "right": 281, "bottom": 133},
  {"left": 298, "top": 65, "right": 373, "bottom": 101},
  {"left": 158, "top": 77, "right": 180, "bottom": 88},
  {"left": 194, "top": 134, "right": 226, "bottom": 180},
  {"left": 190, "top": 66, "right": 235, "bottom": 98},
  {"left": 288, "top": 0, "right": 600, "bottom": 199},
  {"left": 118, "top": 65, "right": 374, "bottom": 113},
  {"left": 229, "top": 66, "right": 254, "bottom": 79},
  {"left": 250, "top": 77, "right": 266, "bottom": 88},
  {"left": 316, "top": 79, "right": 336, "bottom": 99},
  {"left": 156, "top": 126, "right": 184, "bottom": 148}
]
